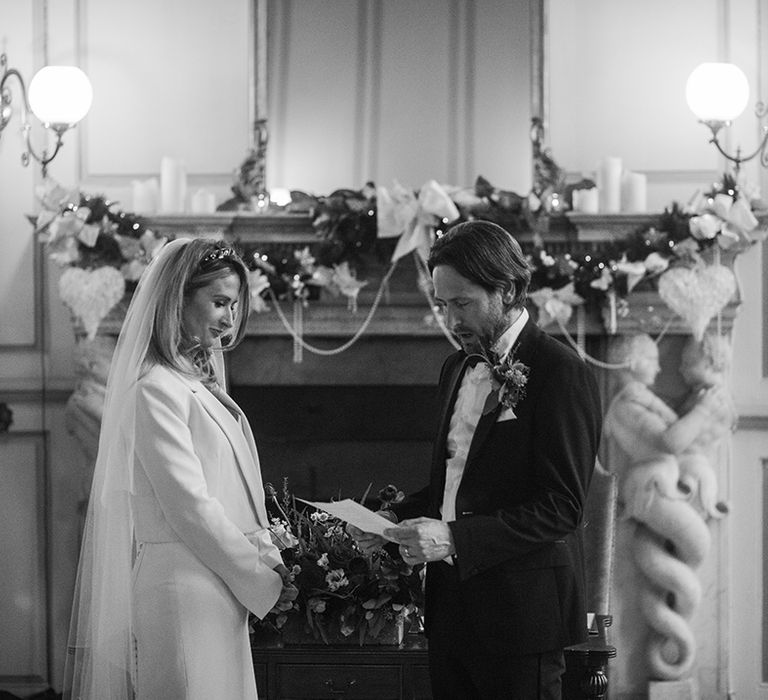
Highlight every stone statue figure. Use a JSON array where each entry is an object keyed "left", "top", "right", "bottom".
[
  {"left": 603, "top": 332, "right": 734, "bottom": 686},
  {"left": 676, "top": 334, "right": 736, "bottom": 520}
]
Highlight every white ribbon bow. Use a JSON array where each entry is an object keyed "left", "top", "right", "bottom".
[
  {"left": 688, "top": 192, "right": 759, "bottom": 250},
  {"left": 377, "top": 180, "right": 460, "bottom": 262},
  {"left": 528, "top": 282, "right": 584, "bottom": 328}
]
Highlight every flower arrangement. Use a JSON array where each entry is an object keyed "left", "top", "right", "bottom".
[
  {"left": 256, "top": 479, "right": 423, "bottom": 646},
  {"left": 32, "top": 179, "right": 165, "bottom": 339}
]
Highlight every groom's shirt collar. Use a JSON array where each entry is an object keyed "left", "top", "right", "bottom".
[{"left": 490, "top": 307, "right": 529, "bottom": 361}]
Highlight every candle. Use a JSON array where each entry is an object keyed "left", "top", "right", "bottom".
[
  {"left": 132, "top": 178, "right": 159, "bottom": 214},
  {"left": 160, "top": 157, "right": 187, "bottom": 213},
  {"left": 191, "top": 189, "right": 217, "bottom": 214},
  {"left": 621, "top": 171, "right": 647, "bottom": 213},
  {"left": 574, "top": 187, "right": 599, "bottom": 214},
  {"left": 598, "top": 157, "right": 622, "bottom": 213}
]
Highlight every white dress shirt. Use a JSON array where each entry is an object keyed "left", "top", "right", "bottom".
[{"left": 440, "top": 308, "right": 529, "bottom": 523}]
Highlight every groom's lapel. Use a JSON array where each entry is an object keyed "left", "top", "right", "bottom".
[
  {"left": 464, "top": 319, "right": 540, "bottom": 469},
  {"left": 465, "top": 398, "right": 501, "bottom": 469}
]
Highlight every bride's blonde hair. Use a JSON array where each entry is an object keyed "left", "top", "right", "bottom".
[{"left": 146, "top": 238, "right": 250, "bottom": 378}]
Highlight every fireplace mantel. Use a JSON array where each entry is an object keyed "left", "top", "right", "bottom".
[{"left": 144, "top": 212, "right": 745, "bottom": 338}]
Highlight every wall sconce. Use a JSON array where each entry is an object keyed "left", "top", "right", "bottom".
[
  {"left": 0, "top": 53, "right": 93, "bottom": 176},
  {"left": 686, "top": 62, "right": 768, "bottom": 172}
]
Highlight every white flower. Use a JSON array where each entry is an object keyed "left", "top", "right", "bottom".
[
  {"left": 325, "top": 569, "right": 349, "bottom": 592},
  {"left": 114, "top": 232, "right": 143, "bottom": 261},
  {"left": 688, "top": 214, "right": 721, "bottom": 240},
  {"left": 330, "top": 262, "right": 367, "bottom": 312},
  {"left": 615, "top": 258, "right": 647, "bottom": 293},
  {"left": 310, "top": 265, "right": 334, "bottom": 289},
  {"left": 643, "top": 252, "right": 669, "bottom": 275},
  {"left": 709, "top": 193, "right": 735, "bottom": 220},
  {"left": 590, "top": 267, "right": 613, "bottom": 291},
  {"left": 294, "top": 246, "right": 316, "bottom": 272},
  {"left": 247, "top": 270, "right": 271, "bottom": 313},
  {"left": 48, "top": 236, "right": 80, "bottom": 266},
  {"left": 308, "top": 598, "right": 326, "bottom": 614},
  {"left": 269, "top": 519, "right": 299, "bottom": 549},
  {"left": 539, "top": 250, "right": 555, "bottom": 266},
  {"left": 317, "top": 553, "right": 329, "bottom": 569},
  {"left": 121, "top": 259, "right": 147, "bottom": 282}
]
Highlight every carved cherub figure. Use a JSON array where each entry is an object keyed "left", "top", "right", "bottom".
[{"left": 676, "top": 333, "right": 736, "bottom": 518}]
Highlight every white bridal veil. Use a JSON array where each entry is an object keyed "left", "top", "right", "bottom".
[{"left": 63, "top": 238, "right": 212, "bottom": 699}]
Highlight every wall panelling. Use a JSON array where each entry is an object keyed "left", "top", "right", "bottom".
[{"left": 0, "top": 431, "right": 50, "bottom": 695}]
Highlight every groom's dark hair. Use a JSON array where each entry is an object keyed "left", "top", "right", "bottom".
[{"left": 427, "top": 220, "right": 531, "bottom": 308}]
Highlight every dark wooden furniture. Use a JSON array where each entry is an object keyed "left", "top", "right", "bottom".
[
  {"left": 252, "top": 638, "right": 618, "bottom": 699},
  {"left": 252, "top": 642, "right": 431, "bottom": 699}
]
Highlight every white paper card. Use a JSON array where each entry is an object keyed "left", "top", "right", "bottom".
[{"left": 296, "top": 498, "right": 398, "bottom": 542}]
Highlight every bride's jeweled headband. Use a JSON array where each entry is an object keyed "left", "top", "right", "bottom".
[{"left": 200, "top": 245, "right": 238, "bottom": 270}]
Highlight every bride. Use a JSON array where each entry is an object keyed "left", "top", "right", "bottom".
[{"left": 64, "top": 238, "right": 295, "bottom": 699}]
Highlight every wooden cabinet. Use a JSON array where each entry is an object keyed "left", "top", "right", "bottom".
[{"left": 252, "top": 644, "right": 431, "bottom": 700}]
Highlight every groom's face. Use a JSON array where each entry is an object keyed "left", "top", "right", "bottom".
[{"left": 432, "top": 264, "right": 508, "bottom": 356}]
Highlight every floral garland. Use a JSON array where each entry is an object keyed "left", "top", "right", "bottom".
[
  {"left": 525, "top": 172, "right": 765, "bottom": 334},
  {"left": 32, "top": 180, "right": 165, "bottom": 339},
  {"left": 257, "top": 172, "right": 764, "bottom": 339},
  {"left": 34, "top": 172, "right": 765, "bottom": 340}
]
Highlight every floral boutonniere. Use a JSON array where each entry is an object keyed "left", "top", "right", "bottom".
[{"left": 480, "top": 347, "right": 531, "bottom": 418}]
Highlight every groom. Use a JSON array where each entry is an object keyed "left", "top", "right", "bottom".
[{"left": 350, "top": 220, "right": 602, "bottom": 698}]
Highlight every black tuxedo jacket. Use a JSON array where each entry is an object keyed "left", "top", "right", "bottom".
[{"left": 395, "top": 318, "right": 602, "bottom": 655}]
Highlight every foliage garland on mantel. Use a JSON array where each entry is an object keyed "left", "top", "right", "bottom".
[{"left": 32, "top": 173, "right": 766, "bottom": 349}]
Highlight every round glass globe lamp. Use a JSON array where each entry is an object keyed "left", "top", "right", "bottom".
[
  {"left": 28, "top": 66, "right": 93, "bottom": 128},
  {"left": 686, "top": 62, "right": 750, "bottom": 123}
]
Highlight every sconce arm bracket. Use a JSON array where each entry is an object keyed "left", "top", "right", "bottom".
[
  {"left": 702, "top": 107, "right": 768, "bottom": 171},
  {"left": 0, "top": 53, "right": 66, "bottom": 175}
]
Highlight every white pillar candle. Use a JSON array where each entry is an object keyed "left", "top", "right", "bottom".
[
  {"left": 598, "top": 157, "right": 622, "bottom": 213},
  {"left": 191, "top": 189, "right": 217, "bottom": 214},
  {"left": 131, "top": 178, "right": 159, "bottom": 214},
  {"left": 621, "top": 171, "right": 647, "bottom": 213},
  {"left": 132, "top": 180, "right": 150, "bottom": 214},
  {"left": 160, "top": 157, "right": 187, "bottom": 213},
  {"left": 575, "top": 187, "right": 599, "bottom": 214}
]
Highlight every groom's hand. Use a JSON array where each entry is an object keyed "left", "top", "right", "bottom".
[
  {"left": 346, "top": 509, "right": 397, "bottom": 553},
  {"left": 384, "top": 517, "right": 455, "bottom": 563}
]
